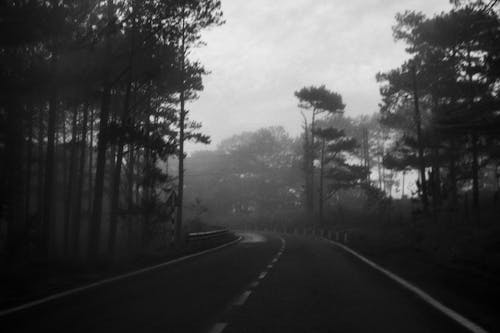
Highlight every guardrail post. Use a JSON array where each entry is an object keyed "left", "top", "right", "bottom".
[
  {"left": 336, "top": 231, "right": 339, "bottom": 242},
  {"left": 344, "top": 232, "right": 348, "bottom": 244}
]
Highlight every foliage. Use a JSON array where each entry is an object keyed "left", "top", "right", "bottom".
[
  {"left": 0, "top": 0, "right": 223, "bottom": 263},
  {"left": 377, "top": 0, "right": 500, "bottom": 218}
]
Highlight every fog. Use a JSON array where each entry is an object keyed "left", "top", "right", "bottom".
[
  {"left": 1, "top": 1, "right": 499, "bottom": 332},
  {"left": 187, "top": 0, "right": 453, "bottom": 151}
]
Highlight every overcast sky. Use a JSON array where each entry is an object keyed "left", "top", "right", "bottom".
[{"left": 187, "top": 0, "right": 452, "bottom": 152}]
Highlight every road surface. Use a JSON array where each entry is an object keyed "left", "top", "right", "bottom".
[{"left": 1, "top": 232, "right": 471, "bottom": 332}]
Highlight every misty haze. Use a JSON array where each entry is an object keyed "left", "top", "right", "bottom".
[{"left": 1, "top": 0, "right": 500, "bottom": 332}]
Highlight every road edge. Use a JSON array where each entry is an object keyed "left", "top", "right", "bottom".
[
  {"left": 0, "top": 236, "right": 242, "bottom": 317},
  {"left": 326, "top": 238, "right": 488, "bottom": 333}
]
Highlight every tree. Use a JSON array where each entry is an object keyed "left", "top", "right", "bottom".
[
  {"left": 294, "top": 85, "right": 345, "bottom": 216},
  {"left": 89, "top": 0, "right": 116, "bottom": 262},
  {"left": 0, "top": 0, "right": 223, "bottom": 265},
  {"left": 172, "top": 0, "right": 223, "bottom": 247},
  {"left": 185, "top": 127, "right": 302, "bottom": 220},
  {"left": 316, "top": 126, "right": 367, "bottom": 221},
  {"left": 377, "top": 3, "right": 500, "bottom": 224}
]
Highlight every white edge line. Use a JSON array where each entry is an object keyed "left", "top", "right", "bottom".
[
  {"left": 233, "top": 290, "right": 252, "bottom": 306},
  {"left": 326, "top": 239, "right": 488, "bottom": 333},
  {"left": 0, "top": 236, "right": 243, "bottom": 317},
  {"left": 208, "top": 322, "right": 228, "bottom": 333},
  {"left": 259, "top": 271, "right": 267, "bottom": 279}
]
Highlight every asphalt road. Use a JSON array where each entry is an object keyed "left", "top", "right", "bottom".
[{"left": 1, "top": 232, "right": 471, "bottom": 333}]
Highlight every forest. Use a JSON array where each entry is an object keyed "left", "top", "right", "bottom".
[
  {"left": 1, "top": 0, "right": 500, "bottom": 284},
  {"left": 0, "top": 0, "right": 223, "bottom": 266}
]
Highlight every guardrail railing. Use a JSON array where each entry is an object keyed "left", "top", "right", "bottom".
[{"left": 187, "top": 229, "right": 230, "bottom": 243}]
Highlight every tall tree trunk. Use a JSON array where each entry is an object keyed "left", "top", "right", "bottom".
[
  {"left": 411, "top": 64, "right": 428, "bottom": 212},
  {"left": 466, "top": 49, "right": 480, "bottom": 224},
  {"left": 309, "top": 110, "right": 316, "bottom": 214},
  {"left": 127, "top": 147, "right": 135, "bottom": 209},
  {"left": 378, "top": 155, "right": 383, "bottom": 190},
  {"left": 42, "top": 91, "right": 57, "bottom": 258},
  {"left": 301, "top": 113, "right": 313, "bottom": 215},
  {"left": 431, "top": 146, "right": 441, "bottom": 209},
  {"left": 109, "top": 12, "right": 136, "bottom": 256},
  {"left": 448, "top": 142, "right": 458, "bottom": 211},
  {"left": 89, "top": 92, "right": 111, "bottom": 261},
  {"left": 175, "top": 12, "right": 187, "bottom": 247},
  {"left": 73, "top": 104, "right": 89, "bottom": 257},
  {"left": 319, "top": 137, "right": 325, "bottom": 222},
  {"left": 37, "top": 105, "right": 45, "bottom": 233},
  {"left": 362, "top": 127, "right": 370, "bottom": 184},
  {"left": 143, "top": 116, "right": 152, "bottom": 248},
  {"left": 25, "top": 103, "right": 34, "bottom": 225},
  {"left": 88, "top": 108, "right": 94, "bottom": 213},
  {"left": 108, "top": 87, "right": 132, "bottom": 255},
  {"left": 5, "top": 99, "right": 26, "bottom": 262},
  {"left": 89, "top": 0, "right": 113, "bottom": 261},
  {"left": 431, "top": 146, "right": 441, "bottom": 223},
  {"left": 471, "top": 133, "right": 480, "bottom": 222},
  {"left": 62, "top": 109, "right": 68, "bottom": 202},
  {"left": 64, "top": 105, "right": 78, "bottom": 255}
]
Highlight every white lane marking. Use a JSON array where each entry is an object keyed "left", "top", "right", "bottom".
[
  {"left": 259, "top": 271, "right": 267, "bottom": 279},
  {"left": 267, "top": 264, "right": 273, "bottom": 269},
  {"left": 208, "top": 322, "right": 227, "bottom": 333},
  {"left": 272, "top": 258, "right": 278, "bottom": 263},
  {"left": 250, "top": 281, "right": 260, "bottom": 288},
  {"left": 0, "top": 237, "right": 243, "bottom": 317},
  {"left": 327, "top": 239, "right": 488, "bottom": 333},
  {"left": 233, "top": 291, "right": 252, "bottom": 306}
]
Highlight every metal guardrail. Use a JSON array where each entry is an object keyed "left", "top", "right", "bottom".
[{"left": 187, "top": 229, "right": 230, "bottom": 243}]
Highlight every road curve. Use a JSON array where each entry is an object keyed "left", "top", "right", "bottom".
[{"left": 1, "top": 232, "right": 472, "bottom": 333}]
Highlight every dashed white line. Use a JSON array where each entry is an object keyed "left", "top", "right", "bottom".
[
  {"left": 209, "top": 234, "right": 287, "bottom": 333},
  {"left": 208, "top": 322, "right": 227, "bottom": 333},
  {"left": 233, "top": 290, "right": 252, "bottom": 306},
  {"left": 250, "top": 281, "right": 260, "bottom": 288}
]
